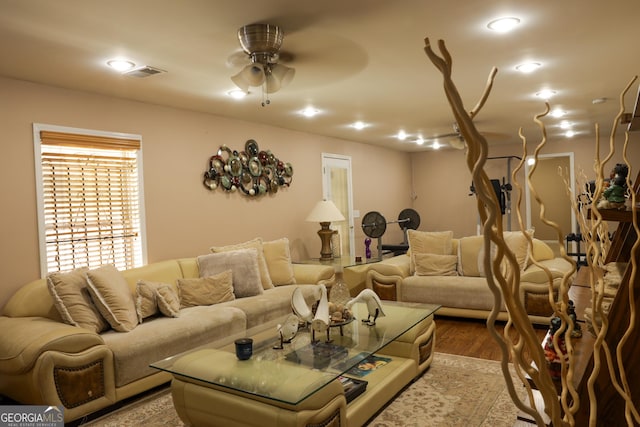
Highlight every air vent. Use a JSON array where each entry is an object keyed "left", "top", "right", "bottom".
[{"left": 123, "top": 66, "right": 166, "bottom": 78}]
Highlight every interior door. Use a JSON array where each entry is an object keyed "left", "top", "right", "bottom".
[
  {"left": 525, "top": 152, "right": 576, "bottom": 242},
  {"left": 322, "top": 154, "right": 355, "bottom": 258}
]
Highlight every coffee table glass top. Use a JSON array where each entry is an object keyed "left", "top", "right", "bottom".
[{"left": 150, "top": 301, "right": 439, "bottom": 405}]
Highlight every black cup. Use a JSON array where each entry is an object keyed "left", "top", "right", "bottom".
[{"left": 235, "top": 338, "right": 253, "bottom": 360}]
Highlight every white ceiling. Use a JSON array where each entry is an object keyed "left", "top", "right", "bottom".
[{"left": 1, "top": 0, "right": 639, "bottom": 152}]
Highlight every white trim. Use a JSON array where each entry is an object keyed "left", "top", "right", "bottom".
[
  {"left": 321, "top": 153, "right": 355, "bottom": 258},
  {"left": 32, "top": 123, "right": 147, "bottom": 276}
]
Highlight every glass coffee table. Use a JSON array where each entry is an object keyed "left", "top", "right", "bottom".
[{"left": 151, "top": 301, "right": 439, "bottom": 426}]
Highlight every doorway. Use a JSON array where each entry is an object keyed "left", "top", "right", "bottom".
[
  {"left": 524, "top": 152, "right": 576, "bottom": 244},
  {"left": 322, "top": 154, "right": 355, "bottom": 258}
]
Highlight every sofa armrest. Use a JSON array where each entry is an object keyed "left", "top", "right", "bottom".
[
  {"left": 365, "top": 270, "right": 403, "bottom": 301},
  {"left": 292, "top": 264, "right": 335, "bottom": 286},
  {"left": 0, "top": 316, "right": 104, "bottom": 374},
  {"left": 521, "top": 258, "right": 575, "bottom": 284}
]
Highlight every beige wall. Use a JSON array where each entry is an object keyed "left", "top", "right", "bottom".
[
  {"left": 412, "top": 134, "right": 640, "bottom": 238},
  {"left": 0, "top": 77, "right": 412, "bottom": 307},
  {"left": 2, "top": 75, "right": 638, "bottom": 308}
]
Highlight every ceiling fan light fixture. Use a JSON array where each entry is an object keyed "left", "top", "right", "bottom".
[
  {"left": 231, "top": 63, "right": 266, "bottom": 91},
  {"left": 231, "top": 23, "right": 295, "bottom": 104},
  {"left": 265, "top": 63, "right": 295, "bottom": 93}
]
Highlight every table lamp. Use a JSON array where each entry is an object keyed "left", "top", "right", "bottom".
[{"left": 305, "top": 200, "right": 345, "bottom": 260}]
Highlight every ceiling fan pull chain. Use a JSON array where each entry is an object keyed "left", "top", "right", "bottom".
[{"left": 261, "top": 81, "right": 270, "bottom": 107}]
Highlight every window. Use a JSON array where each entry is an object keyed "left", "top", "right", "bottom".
[{"left": 34, "top": 124, "right": 147, "bottom": 276}]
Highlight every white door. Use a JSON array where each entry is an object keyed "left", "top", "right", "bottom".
[{"left": 322, "top": 154, "right": 355, "bottom": 258}]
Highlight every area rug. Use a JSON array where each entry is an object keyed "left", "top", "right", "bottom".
[{"left": 80, "top": 352, "right": 525, "bottom": 427}]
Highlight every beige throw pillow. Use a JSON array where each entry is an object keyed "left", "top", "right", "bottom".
[
  {"left": 135, "top": 280, "right": 180, "bottom": 322},
  {"left": 198, "top": 249, "right": 263, "bottom": 298},
  {"left": 414, "top": 253, "right": 458, "bottom": 276},
  {"left": 407, "top": 230, "right": 454, "bottom": 274},
  {"left": 457, "top": 235, "right": 485, "bottom": 276},
  {"left": 263, "top": 238, "right": 296, "bottom": 286},
  {"left": 86, "top": 264, "right": 138, "bottom": 332},
  {"left": 210, "top": 238, "right": 274, "bottom": 290},
  {"left": 47, "top": 267, "right": 109, "bottom": 333},
  {"left": 503, "top": 230, "right": 532, "bottom": 271},
  {"left": 177, "top": 270, "right": 235, "bottom": 307},
  {"left": 156, "top": 285, "right": 180, "bottom": 317},
  {"left": 531, "top": 238, "right": 555, "bottom": 263}
]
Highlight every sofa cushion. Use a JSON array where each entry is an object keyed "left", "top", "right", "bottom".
[
  {"left": 86, "top": 264, "right": 139, "bottom": 332},
  {"left": 210, "top": 238, "right": 274, "bottom": 290},
  {"left": 414, "top": 253, "right": 458, "bottom": 276},
  {"left": 177, "top": 270, "right": 236, "bottom": 307},
  {"left": 263, "top": 238, "right": 296, "bottom": 286},
  {"left": 46, "top": 267, "right": 109, "bottom": 333},
  {"left": 407, "top": 230, "right": 454, "bottom": 275},
  {"left": 102, "top": 305, "right": 247, "bottom": 387},
  {"left": 198, "top": 250, "right": 263, "bottom": 298},
  {"left": 457, "top": 235, "right": 484, "bottom": 276},
  {"left": 156, "top": 285, "right": 180, "bottom": 317}
]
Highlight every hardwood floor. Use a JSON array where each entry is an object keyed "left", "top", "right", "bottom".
[{"left": 434, "top": 316, "right": 547, "bottom": 361}]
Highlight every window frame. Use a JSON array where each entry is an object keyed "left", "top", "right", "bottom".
[{"left": 33, "top": 123, "right": 148, "bottom": 276}]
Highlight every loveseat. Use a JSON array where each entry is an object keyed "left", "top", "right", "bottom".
[
  {"left": 0, "top": 238, "right": 334, "bottom": 423},
  {"left": 345, "top": 230, "right": 575, "bottom": 324}
]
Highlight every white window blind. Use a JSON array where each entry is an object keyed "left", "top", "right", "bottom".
[{"left": 36, "top": 128, "right": 145, "bottom": 274}]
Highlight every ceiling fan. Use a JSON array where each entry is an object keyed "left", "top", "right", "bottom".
[
  {"left": 421, "top": 123, "right": 510, "bottom": 149},
  {"left": 421, "top": 123, "right": 466, "bottom": 149},
  {"left": 230, "top": 23, "right": 296, "bottom": 105}
]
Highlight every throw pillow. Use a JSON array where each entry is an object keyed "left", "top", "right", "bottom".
[
  {"left": 210, "top": 238, "right": 274, "bottom": 290},
  {"left": 414, "top": 253, "right": 458, "bottom": 276},
  {"left": 197, "top": 249, "right": 263, "bottom": 298},
  {"left": 47, "top": 267, "right": 109, "bottom": 333},
  {"left": 503, "top": 230, "right": 532, "bottom": 271},
  {"left": 177, "top": 270, "right": 235, "bottom": 307},
  {"left": 86, "top": 264, "right": 139, "bottom": 332},
  {"left": 457, "top": 235, "right": 484, "bottom": 276},
  {"left": 156, "top": 285, "right": 181, "bottom": 317},
  {"left": 263, "top": 238, "right": 296, "bottom": 286},
  {"left": 531, "top": 238, "right": 555, "bottom": 263},
  {"left": 407, "top": 230, "right": 454, "bottom": 275},
  {"left": 136, "top": 280, "right": 177, "bottom": 322}
]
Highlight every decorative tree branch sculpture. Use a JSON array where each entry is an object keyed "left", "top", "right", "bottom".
[{"left": 423, "top": 37, "right": 639, "bottom": 426}]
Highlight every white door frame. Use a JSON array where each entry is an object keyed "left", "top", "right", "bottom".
[{"left": 321, "top": 153, "right": 355, "bottom": 258}]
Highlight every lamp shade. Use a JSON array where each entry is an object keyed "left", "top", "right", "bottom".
[
  {"left": 231, "top": 63, "right": 266, "bottom": 91},
  {"left": 266, "top": 64, "right": 295, "bottom": 94},
  {"left": 305, "top": 200, "right": 345, "bottom": 223}
]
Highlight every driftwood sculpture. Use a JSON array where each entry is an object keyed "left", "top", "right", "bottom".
[{"left": 423, "top": 38, "right": 639, "bottom": 426}]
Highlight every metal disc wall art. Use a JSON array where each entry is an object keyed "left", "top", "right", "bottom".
[{"left": 203, "top": 139, "right": 293, "bottom": 196}]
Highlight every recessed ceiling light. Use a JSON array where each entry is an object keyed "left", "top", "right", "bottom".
[
  {"left": 300, "top": 107, "right": 320, "bottom": 118},
  {"left": 227, "top": 89, "right": 248, "bottom": 99},
  {"left": 351, "top": 121, "right": 367, "bottom": 130},
  {"left": 565, "top": 130, "right": 575, "bottom": 138},
  {"left": 432, "top": 141, "right": 441, "bottom": 150},
  {"left": 106, "top": 59, "right": 135, "bottom": 72},
  {"left": 535, "top": 89, "right": 557, "bottom": 99},
  {"left": 560, "top": 120, "right": 572, "bottom": 129},
  {"left": 550, "top": 109, "right": 566, "bottom": 118},
  {"left": 515, "top": 62, "right": 541, "bottom": 73},
  {"left": 415, "top": 137, "right": 425, "bottom": 145},
  {"left": 396, "top": 130, "right": 408, "bottom": 141},
  {"left": 487, "top": 17, "right": 521, "bottom": 33}
]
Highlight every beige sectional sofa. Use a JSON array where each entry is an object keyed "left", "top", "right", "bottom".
[
  {"left": 0, "top": 238, "right": 334, "bottom": 423},
  {"left": 345, "top": 231, "right": 575, "bottom": 324}
]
